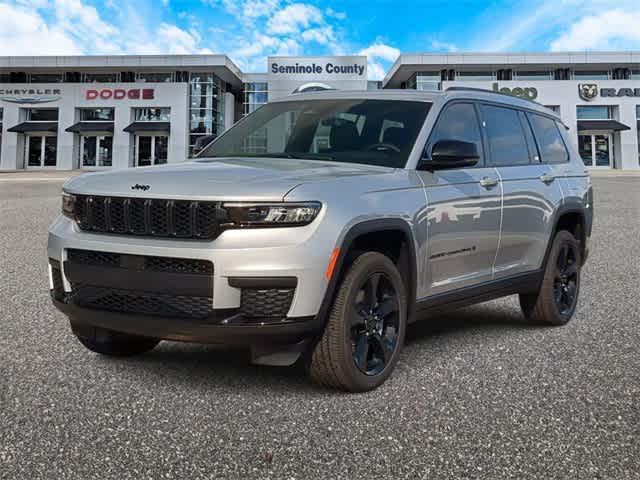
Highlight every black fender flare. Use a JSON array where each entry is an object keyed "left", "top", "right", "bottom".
[
  {"left": 542, "top": 203, "right": 589, "bottom": 268},
  {"left": 314, "top": 218, "right": 418, "bottom": 325}
]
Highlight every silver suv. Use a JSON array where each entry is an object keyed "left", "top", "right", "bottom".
[{"left": 48, "top": 88, "right": 592, "bottom": 391}]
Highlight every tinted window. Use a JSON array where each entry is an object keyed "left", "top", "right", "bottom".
[
  {"left": 480, "top": 105, "right": 530, "bottom": 166},
  {"left": 426, "top": 103, "right": 483, "bottom": 164},
  {"left": 527, "top": 113, "right": 569, "bottom": 163},
  {"left": 519, "top": 111, "right": 540, "bottom": 162},
  {"left": 201, "top": 99, "right": 432, "bottom": 168}
]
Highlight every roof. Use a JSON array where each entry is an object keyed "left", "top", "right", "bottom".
[
  {"left": 383, "top": 51, "right": 640, "bottom": 88},
  {"left": 0, "top": 54, "right": 243, "bottom": 87}
]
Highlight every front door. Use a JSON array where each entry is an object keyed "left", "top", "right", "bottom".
[
  {"left": 416, "top": 102, "right": 502, "bottom": 296},
  {"left": 26, "top": 135, "right": 57, "bottom": 168},
  {"left": 135, "top": 135, "right": 168, "bottom": 167},
  {"left": 578, "top": 133, "right": 613, "bottom": 168},
  {"left": 80, "top": 135, "right": 113, "bottom": 168}
]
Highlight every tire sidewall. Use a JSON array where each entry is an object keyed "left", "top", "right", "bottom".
[
  {"left": 545, "top": 231, "right": 582, "bottom": 324},
  {"left": 335, "top": 252, "right": 408, "bottom": 391}
]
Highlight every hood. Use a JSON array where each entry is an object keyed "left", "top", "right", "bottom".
[{"left": 63, "top": 157, "right": 392, "bottom": 201}]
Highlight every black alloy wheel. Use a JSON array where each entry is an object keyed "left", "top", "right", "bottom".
[
  {"left": 519, "top": 229, "right": 582, "bottom": 326},
  {"left": 307, "top": 251, "right": 407, "bottom": 391},
  {"left": 553, "top": 242, "right": 579, "bottom": 319},
  {"left": 350, "top": 272, "right": 400, "bottom": 376}
]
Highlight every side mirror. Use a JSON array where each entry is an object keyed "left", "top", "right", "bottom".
[{"left": 419, "top": 139, "right": 480, "bottom": 170}]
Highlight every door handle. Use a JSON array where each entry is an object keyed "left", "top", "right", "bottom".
[
  {"left": 479, "top": 177, "right": 498, "bottom": 188},
  {"left": 539, "top": 174, "right": 555, "bottom": 184}
]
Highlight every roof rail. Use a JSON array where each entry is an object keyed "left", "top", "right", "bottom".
[{"left": 445, "top": 86, "right": 541, "bottom": 105}]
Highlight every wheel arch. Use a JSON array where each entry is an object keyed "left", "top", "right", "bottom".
[
  {"left": 544, "top": 204, "right": 588, "bottom": 267},
  {"left": 315, "top": 218, "right": 418, "bottom": 326}
]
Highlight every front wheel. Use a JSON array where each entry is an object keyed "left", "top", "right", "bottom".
[
  {"left": 72, "top": 324, "right": 160, "bottom": 356},
  {"left": 307, "top": 252, "right": 407, "bottom": 392},
  {"left": 520, "top": 230, "right": 582, "bottom": 325}
]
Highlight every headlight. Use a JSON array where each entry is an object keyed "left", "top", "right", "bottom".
[
  {"left": 61, "top": 192, "right": 76, "bottom": 219},
  {"left": 222, "top": 202, "right": 321, "bottom": 227}
]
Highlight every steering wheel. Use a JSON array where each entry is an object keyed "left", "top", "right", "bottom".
[{"left": 365, "top": 143, "right": 401, "bottom": 153}]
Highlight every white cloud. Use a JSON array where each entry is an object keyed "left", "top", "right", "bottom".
[
  {"left": 325, "top": 7, "right": 346, "bottom": 20},
  {"left": 550, "top": 9, "right": 640, "bottom": 50},
  {"left": 358, "top": 42, "right": 400, "bottom": 80},
  {"left": 430, "top": 40, "right": 458, "bottom": 52},
  {"left": 0, "top": 3, "right": 82, "bottom": 55},
  {"left": 301, "top": 26, "right": 335, "bottom": 45},
  {"left": 267, "top": 3, "right": 323, "bottom": 35}
]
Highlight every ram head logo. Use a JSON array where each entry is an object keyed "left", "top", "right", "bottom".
[{"left": 579, "top": 84, "right": 598, "bottom": 101}]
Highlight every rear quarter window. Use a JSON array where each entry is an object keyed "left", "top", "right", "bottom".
[{"left": 527, "top": 113, "right": 569, "bottom": 163}]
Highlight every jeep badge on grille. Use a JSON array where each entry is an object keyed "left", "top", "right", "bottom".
[{"left": 131, "top": 184, "right": 150, "bottom": 191}]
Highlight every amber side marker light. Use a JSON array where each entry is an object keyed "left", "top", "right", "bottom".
[{"left": 325, "top": 248, "right": 340, "bottom": 280}]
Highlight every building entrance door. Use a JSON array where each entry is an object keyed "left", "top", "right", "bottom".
[
  {"left": 135, "top": 135, "right": 168, "bottom": 167},
  {"left": 80, "top": 135, "right": 113, "bottom": 167},
  {"left": 578, "top": 133, "right": 613, "bottom": 168},
  {"left": 26, "top": 135, "right": 57, "bottom": 168}
]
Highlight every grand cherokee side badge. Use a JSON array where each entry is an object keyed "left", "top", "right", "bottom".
[{"left": 131, "top": 184, "right": 150, "bottom": 191}]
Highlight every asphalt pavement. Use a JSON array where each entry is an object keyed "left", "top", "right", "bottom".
[{"left": 0, "top": 177, "right": 638, "bottom": 479}]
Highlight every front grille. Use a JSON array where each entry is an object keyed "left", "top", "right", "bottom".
[
  {"left": 70, "top": 283, "right": 213, "bottom": 319},
  {"left": 240, "top": 288, "right": 295, "bottom": 318},
  {"left": 64, "top": 249, "right": 214, "bottom": 320},
  {"left": 66, "top": 249, "right": 213, "bottom": 275},
  {"left": 74, "top": 195, "right": 226, "bottom": 240}
]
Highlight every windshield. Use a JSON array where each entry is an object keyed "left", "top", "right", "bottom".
[{"left": 200, "top": 99, "right": 431, "bottom": 168}]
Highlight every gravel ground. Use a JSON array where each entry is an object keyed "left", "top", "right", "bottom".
[{"left": 0, "top": 177, "right": 638, "bottom": 479}]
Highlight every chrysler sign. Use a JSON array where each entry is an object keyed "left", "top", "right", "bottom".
[
  {"left": 0, "top": 88, "right": 62, "bottom": 104},
  {"left": 86, "top": 88, "right": 155, "bottom": 100}
]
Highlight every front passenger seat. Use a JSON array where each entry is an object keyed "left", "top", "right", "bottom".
[{"left": 328, "top": 121, "right": 360, "bottom": 151}]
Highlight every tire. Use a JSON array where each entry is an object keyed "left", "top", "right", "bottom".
[
  {"left": 519, "top": 230, "right": 582, "bottom": 325},
  {"left": 71, "top": 324, "right": 160, "bottom": 357},
  {"left": 307, "top": 252, "right": 407, "bottom": 392}
]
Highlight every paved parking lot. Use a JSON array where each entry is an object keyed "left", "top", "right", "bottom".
[{"left": 0, "top": 176, "right": 638, "bottom": 479}]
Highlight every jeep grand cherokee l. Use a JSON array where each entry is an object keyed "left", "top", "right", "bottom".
[{"left": 48, "top": 88, "right": 592, "bottom": 391}]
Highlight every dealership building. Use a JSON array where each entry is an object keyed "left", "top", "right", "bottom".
[{"left": 1, "top": 51, "right": 640, "bottom": 171}]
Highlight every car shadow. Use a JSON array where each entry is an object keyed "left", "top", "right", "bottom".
[{"left": 112, "top": 301, "right": 536, "bottom": 394}]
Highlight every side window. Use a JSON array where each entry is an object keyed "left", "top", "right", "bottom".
[
  {"left": 519, "top": 111, "right": 540, "bottom": 162},
  {"left": 426, "top": 102, "right": 483, "bottom": 164},
  {"left": 527, "top": 113, "right": 569, "bottom": 163},
  {"left": 480, "top": 105, "right": 530, "bottom": 166}
]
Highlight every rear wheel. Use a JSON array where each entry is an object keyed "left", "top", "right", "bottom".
[
  {"left": 308, "top": 252, "right": 407, "bottom": 392},
  {"left": 72, "top": 324, "right": 160, "bottom": 356},
  {"left": 520, "top": 230, "right": 581, "bottom": 325}
]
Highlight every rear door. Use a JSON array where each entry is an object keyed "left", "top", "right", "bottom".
[
  {"left": 482, "top": 105, "right": 563, "bottom": 278},
  {"left": 416, "top": 102, "right": 502, "bottom": 297}
]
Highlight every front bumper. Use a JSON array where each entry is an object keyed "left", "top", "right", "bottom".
[
  {"left": 52, "top": 296, "right": 322, "bottom": 345},
  {"left": 47, "top": 214, "right": 336, "bottom": 345}
]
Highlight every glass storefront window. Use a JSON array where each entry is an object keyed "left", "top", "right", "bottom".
[
  {"left": 27, "top": 108, "right": 58, "bottom": 121},
  {"left": 576, "top": 106, "right": 613, "bottom": 120},
  {"left": 408, "top": 72, "right": 441, "bottom": 91},
  {"left": 515, "top": 70, "right": 553, "bottom": 80},
  {"left": 134, "top": 107, "right": 171, "bottom": 122},
  {"left": 81, "top": 135, "right": 112, "bottom": 167},
  {"left": 83, "top": 72, "right": 120, "bottom": 83},
  {"left": 27, "top": 135, "right": 57, "bottom": 167},
  {"left": 574, "top": 70, "right": 610, "bottom": 80},
  {"left": 80, "top": 108, "right": 114, "bottom": 121},
  {"left": 28, "top": 73, "right": 63, "bottom": 83},
  {"left": 455, "top": 71, "right": 496, "bottom": 81},
  {"left": 243, "top": 82, "right": 268, "bottom": 117},
  {"left": 135, "top": 72, "right": 174, "bottom": 83},
  {"left": 190, "top": 72, "right": 225, "bottom": 155}
]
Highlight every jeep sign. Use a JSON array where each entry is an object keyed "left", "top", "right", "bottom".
[{"left": 492, "top": 83, "right": 538, "bottom": 100}]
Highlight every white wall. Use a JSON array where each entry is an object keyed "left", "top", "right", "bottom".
[{"left": 0, "top": 82, "right": 189, "bottom": 170}]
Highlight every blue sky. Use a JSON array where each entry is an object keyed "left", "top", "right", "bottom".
[{"left": 2, "top": 0, "right": 640, "bottom": 79}]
